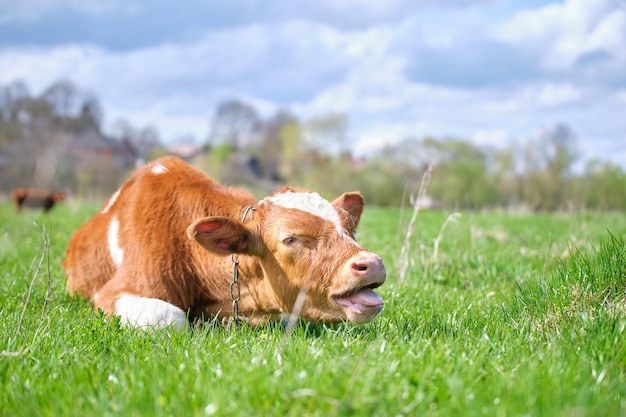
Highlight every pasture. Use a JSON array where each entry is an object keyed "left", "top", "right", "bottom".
[{"left": 1, "top": 201, "right": 625, "bottom": 416}]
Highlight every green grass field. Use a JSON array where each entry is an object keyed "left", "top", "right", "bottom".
[{"left": 1, "top": 201, "right": 625, "bottom": 416}]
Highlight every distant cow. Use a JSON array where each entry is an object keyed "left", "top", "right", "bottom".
[
  {"left": 63, "top": 156, "right": 386, "bottom": 329},
  {"left": 12, "top": 188, "right": 65, "bottom": 213}
]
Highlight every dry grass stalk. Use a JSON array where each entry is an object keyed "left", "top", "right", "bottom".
[
  {"left": 4, "top": 222, "right": 51, "bottom": 355},
  {"left": 431, "top": 212, "right": 461, "bottom": 262},
  {"left": 397, "top": 164, "right": 434, "bottom": 283},
  {"left": 283, "top": 286, "right": 309, "bottom": 340}
]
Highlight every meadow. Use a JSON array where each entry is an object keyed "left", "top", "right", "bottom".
[{"left": 0, "top": 200, "right": 625, "bottom": 416}]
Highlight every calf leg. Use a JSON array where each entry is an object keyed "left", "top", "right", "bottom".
[{"left": 94, "top": 279, "right": 188, "bottom": 330}]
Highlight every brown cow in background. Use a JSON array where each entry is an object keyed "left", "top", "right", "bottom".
[{"left": 12, "top": 188, "right": 66, "bottom": 213}]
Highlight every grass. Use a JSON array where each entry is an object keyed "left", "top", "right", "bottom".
[{"left": 0, "top": 201, "right": 625, "bottom": 416}]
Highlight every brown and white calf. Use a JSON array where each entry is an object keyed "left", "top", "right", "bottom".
[
  {"left": 12, "top": 188, "right": 65, "bottom": 213},
  {"left": 63, "top": 156, "right": 386, "bottom": 329}
]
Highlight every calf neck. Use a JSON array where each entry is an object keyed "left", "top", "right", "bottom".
[{"left": 63, "top": 156, "right": 386, "bottom": 329}]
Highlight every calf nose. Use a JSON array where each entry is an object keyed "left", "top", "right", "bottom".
[{"left": 351, "top": 251, "right": 386, "bottom": 284}]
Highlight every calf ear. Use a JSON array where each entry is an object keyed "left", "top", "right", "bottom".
[
  {"left": 332, "top": 192, "right": 364, "bottom": 229},
  {"left": 187, "top": 217, "right": 253, "bottom": 256}
]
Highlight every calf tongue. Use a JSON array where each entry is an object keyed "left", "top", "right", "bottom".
[{"left": 335, "top": 288, "right": 383, "bottom": 307}]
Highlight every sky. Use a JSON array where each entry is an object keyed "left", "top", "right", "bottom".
[{"left": 1, "top": 0, "right": 625, "bottom": 168}]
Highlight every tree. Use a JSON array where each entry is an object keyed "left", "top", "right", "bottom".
[
  {"left": 109, "top": 119, "right": 161, "bottom": 161},
  {"left": 0, "top": 81, "right": 30, "bottom": 147},
  {"left": 305, "top": 113, "right": 348, "bottom": 157},
  {"left": 76, "top": 96, "right": 103, "bottom": 130},
  {"left": 252, "top": 110, "right": 299, "bottom": 181},
  {"left": 208, "top": 99, "right": 260, "bottom": 149},
  {"left": 546, "top": 124, "right": 577, "bottom": 207},
  {"left": 521, "top": 124, "right": 577, "bottom": 210},
  {"left": 580, "top": 160, "right": 626, "bottom": 210},
  {"left": 278, "top": 119, "right": 303, "bottom": 180},
  {"left": 0, "top": 80, "right": 29, "bottom": 121},
  {"left": 425, "top": 138, "right": 498, "bottom": 209},
  {"left": 41, "top": 79, "right": 81, "bottom": 120},
  {"left": 490, "top": 148, "right": 520, "bottom": 207},
  {"left": 40, "top": 79, "right": 104, "bottom": 133}
]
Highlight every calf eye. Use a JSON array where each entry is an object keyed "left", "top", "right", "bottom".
[{"left": 282, "top": 236, "right": 298, "bottom": 246}]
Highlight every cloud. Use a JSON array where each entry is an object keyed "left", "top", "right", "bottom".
[
  {"left": 0, "top": 21, "right": 352, "bottom": 102},
  {"left": 495, "top": 0, "right": 626, "bottom": 86}
]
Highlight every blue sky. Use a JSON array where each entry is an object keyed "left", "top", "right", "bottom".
[{"left": 1, "top": 0, "right": 625, "bottom": 168}]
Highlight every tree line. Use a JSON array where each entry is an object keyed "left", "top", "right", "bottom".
[{"left": 1, "top": 79, "right": 625, "bottom": 211}]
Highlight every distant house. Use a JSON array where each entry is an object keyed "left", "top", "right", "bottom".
[{"left": 70, "top": 127, "right": 138, "bottom": 168}]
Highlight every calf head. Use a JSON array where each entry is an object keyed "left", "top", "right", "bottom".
[{"left": 188, "top": 188, "right": 386, "bottom": 324}]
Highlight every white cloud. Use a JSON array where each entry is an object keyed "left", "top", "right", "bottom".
[
  {"left": 532, "top": 83, "right": 583, "bottom": 107},
  {"left": 0, "top": 45, "right": 101, "bottom": 91},
  {"left": 495, "top": 0, "right": 626, "bottom": 73}
]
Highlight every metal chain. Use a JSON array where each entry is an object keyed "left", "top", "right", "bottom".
[
  {"left": 228, "top": 206, "right": 256, "bottom": 324},
  {"left": 230, "top": 254, "right": 240, "bottom": 322}
]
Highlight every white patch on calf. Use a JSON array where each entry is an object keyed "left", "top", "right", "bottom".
[
  {"left": 115, "top": 294, "right": 188, "bottom": 330},
  {"left": 151, "top": 163, "right": 168, "bottom": 175},
  {"left": 263, "top": 191, "right": 344, "bottom": 234},
  {"left": 107, "top": 217, "right": 124, "bottom": 266},
  {"left": 101, "top": 188, "right": 121, "bottom": 214}
]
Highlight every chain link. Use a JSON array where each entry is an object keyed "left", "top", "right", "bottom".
[
  {"left": 230, "top": 254, "right": 240, "bottom": 321},
  {"left": 228, "top": 206, "right": 256, "bottom": 324}
]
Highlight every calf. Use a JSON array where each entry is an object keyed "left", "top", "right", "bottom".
[
  {"left": 12, "top": 188, "right": 65, "bottom": 213},
  {"left": 63, "top": 156, "right": 386, "bottom": 329}
]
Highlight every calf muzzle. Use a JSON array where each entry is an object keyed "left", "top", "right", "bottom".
[{"left": 333, "top": 251, "right": 386, "bottom": 323}]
